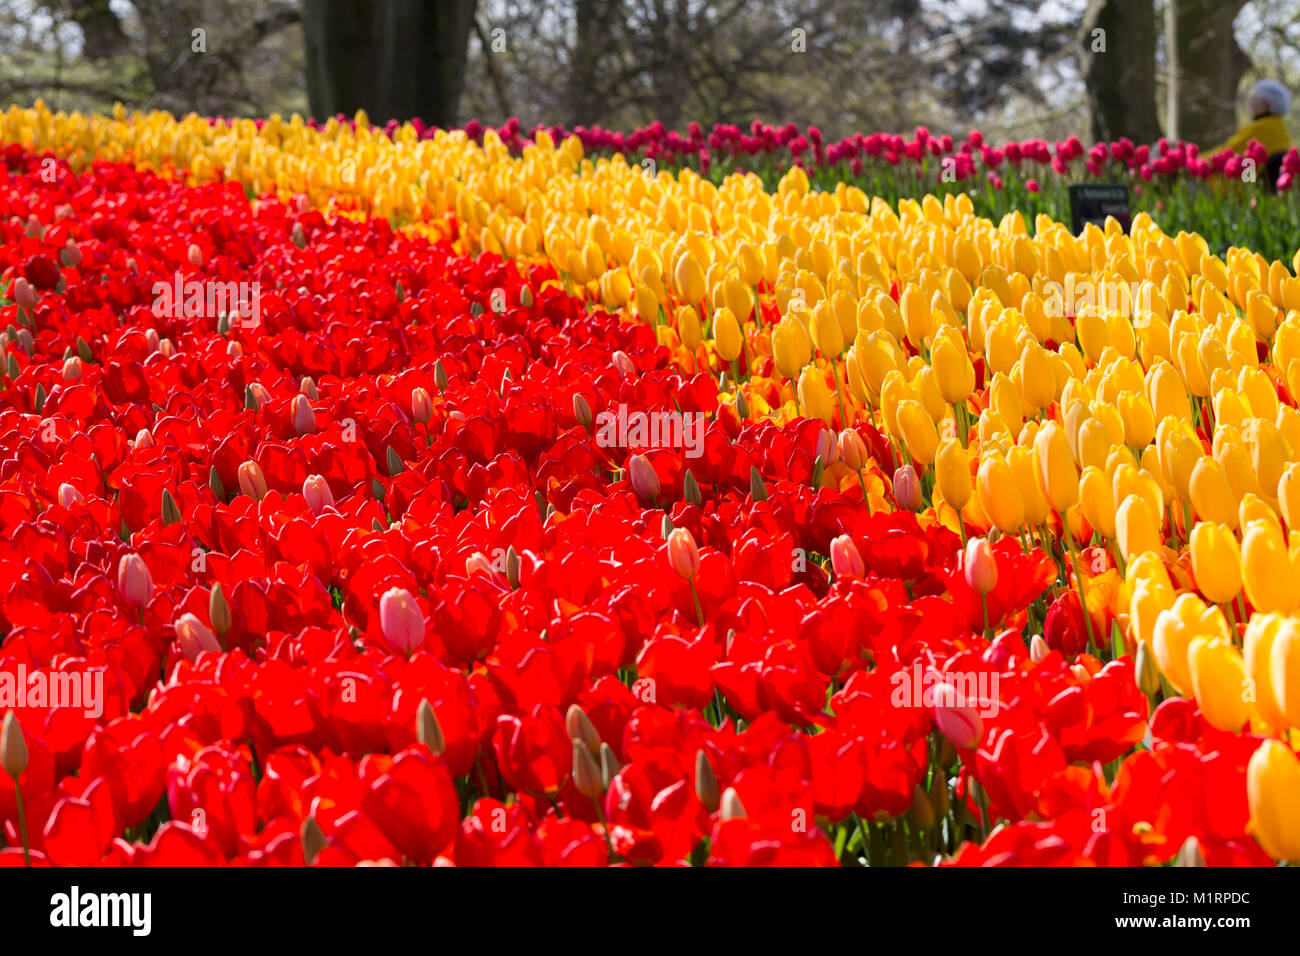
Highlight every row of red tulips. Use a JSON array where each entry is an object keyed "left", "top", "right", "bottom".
[{"left": 0, "top": 145, "right": 1276, "bottom": 865}]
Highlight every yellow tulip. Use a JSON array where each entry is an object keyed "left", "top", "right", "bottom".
[
  {"left": 1116, "top": 493, "right": 1162, "bottom": 562},
  {"left": 1187, "top": 636, "right": 1251, "bottom": 731},
  {"left": 936, "top": 438, "right": 972, "bottom": 510},
  {"left": 977, "top": 452, "right": 1024, "bottom": 535},
  {"left": 1242, "top": 519, "right": 1300, "bottom": 614},
  {"left": 1243, "top": 613, "right": 1291, "bottom": 730},
  {"left": 810, "top": 300, "right": 844, "bottom": 358},
  {"left": 1078, "top": 465, "right": 1116, "bottom": 538},
  {"left": 772, "top": 318, "right": 812, "bottom": 380},
  {"left": 674, "top": 251, "right": 706, "bottom": 306},
  {"left": 1129, "top": 580, "right": 1172, "bottom": 649},
  {"left": 1279, "top": 462, "right": 1300, "bottom": 532},
  {"left": 930, "top": 331, "right": 975, "bottom": 404},
  {"left": 1247, "top": 740, "right": 1300, "bottom": 862},
  {"left": 677, "top": 305, "right": 703, "bottom": 351},
  {"left": 1188, "top": 521, "right": 1242, "bottom": 605},
  {"left": 797, "top": 367, "right": 834, "bottom": 424},
  {"left": 896, "top": 399, "right": 939, "bottom": 465},
  {"left": 1152, "top": 593, "right": 1229, "bottom": 696},
  {"left": 1188, "top": 457, "right": 1237, "bottom": 528},
  {"left": 1271, "top": 618, "right": 1300, "bottom": 728},
  {"left": 713, "top": 306, "right": 743, "bottom": 363},
  {"left": 1032, "top": 421, "right": 1079, "bottom": 515}
]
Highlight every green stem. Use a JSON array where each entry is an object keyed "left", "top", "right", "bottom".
[{"left": 14, "top": 780, "right": 29, "bottom": 867}]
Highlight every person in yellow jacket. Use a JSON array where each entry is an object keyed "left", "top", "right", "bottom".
[{"left": 1215, "top": 78, "right": 1292, "bottom": 156}]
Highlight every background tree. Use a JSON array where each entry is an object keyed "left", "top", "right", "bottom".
[
  {"left": 301, "top": 0, "right": 477, "bottom": 125},
  {"left": 1079, "top": 0, "right": 1161, "bottom": 144}
]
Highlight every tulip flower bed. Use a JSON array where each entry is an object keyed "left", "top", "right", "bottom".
[{"left": 1, "top": 108, "right": 1300, "bottom": 869}]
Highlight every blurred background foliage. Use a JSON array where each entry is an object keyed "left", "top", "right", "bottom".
[{"left": 0, "top": 0, "right": 1296, "bottom": 146}]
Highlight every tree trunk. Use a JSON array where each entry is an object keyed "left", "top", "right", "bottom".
[
  {"left": 302, "top": 0, "right": 477, "bottom": 126},
  {"left": 1170, "top": 0, "right": 1249, "bottom": 147},
  {"left": 1080, "top": 0, "right": 1161, "bottom": 144}
]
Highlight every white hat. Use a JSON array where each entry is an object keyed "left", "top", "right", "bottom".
[{"left": 1252, "top": 79, "right": 1291, "bottom": 116}]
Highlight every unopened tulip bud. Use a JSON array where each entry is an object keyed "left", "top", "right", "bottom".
[
  {"left": 661, "top": 514, "right": 674, "bottom": 539},
  {"left": 736, "top": 387, "right": 749, "bottom": 421},
  {"left": 299, "top": 375, "right": 318, "bottom": 400},
  {"left": 1029, "top": 634, "right": 1050, "bottom": 662},
  {"left": 909, "top": 783, "right": 936, "bottom": 831},
  {"left": 63, "top": 356, "right": 82, "bottom": 379},
  {"left": 932, "top": 681, "right": 983, "bottom": 749},
  {"left": 830, "top": 534, "right": 865, "bottom": 579},
  {"left": 300, "top": 815, "right": 327, "bottom": 865},
  {"left": 750, "top": 466, "right": 768, "bottom": 501},
  {"left": 466, "top": 551, "right": 493, "bottom": 576},
  {"left": 386, "top": 446, "right": 404, "bottom": 477},
  {"left": 929, "top": 769, "right": 950, "bottom": 818},
  {"left": 209, "top": 583, "right": 232, "bottom": 636},
  {"left": 158, "top": 337, "right": 175, "bottom": 357},
  {"left": 504, "top": 545, "right": 521, "bottom": 589},
  {"left": 1135, "top": 639, "right": 1161, "bottom": 696},
  {"left": 291, "top": 394, "right": 316, "bottom": 434},
  {"left": 695, "top": 750, "right": 720, "bottom": 813},
  {"left": 1071, "top": 663, "right": 1091, "bottom": 682},
  {"left": 302, "top": 474, "right": 334, "bottom": 515},
  {"left": 720, "top": 786, "right": 747, "bottom": 820},
  {"left": 1, "top": 712, "right": 28, "bottom": 779},
  {"left": 238, "top": 460, "right": 268, "bottom": 501},
  {"left": 628, "top": 454, "right": 661, "bottom": 502},
  {"left": 416, "top": 698, "right": 445, "bottom": 756},
  {"left": 566, "top": 704, "right": 602, "bottom": 756},
  {"left": 187, "top": 243, "right": 204, "bottom": 267},
  {"left": 810, "top": 455, "right": 824, "bottom": 487},
  {"left": 667, "top": 527, "right": 701, "bottom": 580},
  {"left": 434, "top": 359, "right": 448, "bottom": 393},
  {"left": 12, "top": 277, "right": 36, "bottom": 309},
  {"left": 160, "top": 489, "right": 182, "bottom": 526},
  {"left": 600, "top": 742, "right": 620, "bottom": 789},
  {"left": 208, "top": 466, "right": 224, "bottom": 499},
  {"left": 683, "top": 469, "right": 702, "bottom": 506},
  {"left": 174, "top": 612, "right": 221, "bottom": 661},
  {"left": 573, "top": 741, "right": 604, "bottom": 799},
  {"left": 117, "top": 553, "right": 153, "bottom": 608},
  {"left": 379, "top": 586, "right": 425, "bottom": 654},
  {"left": 57, "top": 483, "right": 83, "bottom": 507},
  {"left": 963, "top": 537, "right": 998, "bottom": 596},
  {"left": 572, "top": 393, "right": 592, "bottom": 428},
  {"left": 893, "top": 464, "right": 923, "bottom": 511},
  {"left": 1174, "top": 836, "right": 1205, "bottom": 867}
]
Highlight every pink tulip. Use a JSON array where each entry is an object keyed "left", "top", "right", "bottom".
[
  {"left": 893, "top": 464, "right": 922, "bottom": 511},
  {"left": 837, "top": 429, "right": 867, "bottom": 471},
  {"left": 667, "top": 528, "right": 700, "bottom": 580},
  {"left": 238, "top": 460, "right": 268, "bottom": 500},
  {"left": 302, "top": 474, "right": 334, "bottom": 515},
  {"left": 117, "top": 553, "right": 153, "bottom": 609},
  {"left": 628, "top": 454, "right": 661, "bottom": 502},
  {"left": 829, "top": 534, "right": 865, "bottom": 579},
  {"left": 291, "top": 394, "right": 316, "bottom": 434},
  {"left": 379, "top": 587, "right": 425, "bottom": 654},
  {"left": 174, "top": 612, "right": 221, "bottom": 661},
  {"left": 963, "top": 537, "right": 998, "bottom": 596},
  {"left": 411, "top": 387, "right": 433, "bottom": 424},
  {"left": 57, "top": 483, "right": 84, "bottom": 507},
  {"left": 932, "top": 681, "right": 984, "bottom": 749}
]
